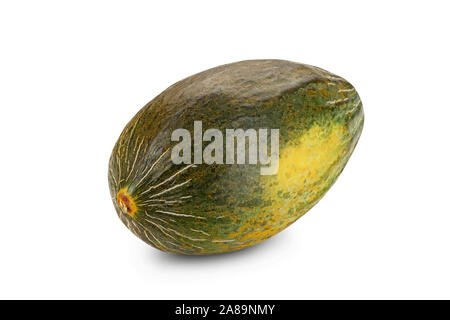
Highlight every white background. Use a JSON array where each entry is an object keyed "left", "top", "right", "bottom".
[{"left": 1, "top": 1, "right": 449, "bottom": 299}]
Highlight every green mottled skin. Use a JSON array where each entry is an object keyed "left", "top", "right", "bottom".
[{"left": 108, "top": 59, "right": 364, "bottom": 255}]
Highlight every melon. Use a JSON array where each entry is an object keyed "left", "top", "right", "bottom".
[{"left": 108, "top": 59, "right": 364, "bottom": 255}]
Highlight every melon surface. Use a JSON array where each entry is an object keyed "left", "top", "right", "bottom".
[{"left": 108, "top": 59, "right": 364, "bottom": 255}]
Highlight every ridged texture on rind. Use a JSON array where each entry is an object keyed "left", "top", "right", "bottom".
[{"left": 108, "top": 60, "right": 364, "bottom": 255}]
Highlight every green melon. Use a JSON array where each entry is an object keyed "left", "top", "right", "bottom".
[{"left": 108, "top": 59, "right": 364, "bottom": 255}]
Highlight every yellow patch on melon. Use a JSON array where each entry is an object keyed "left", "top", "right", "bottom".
[
  {"left": 275, "top": 122, "right": 347, "bottom": 192},
  {"left": 228, "top": 122, "right": 349, "bottom": 250}
]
